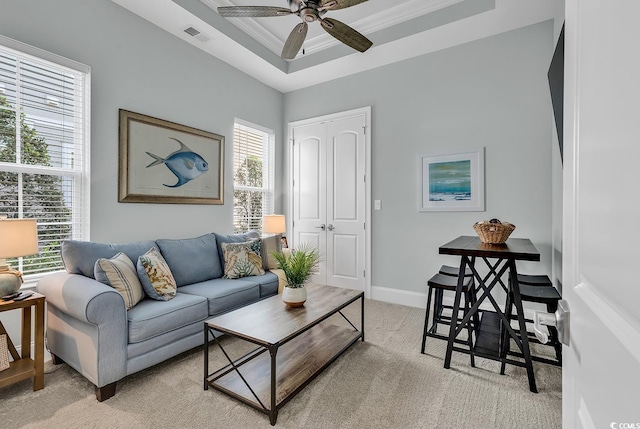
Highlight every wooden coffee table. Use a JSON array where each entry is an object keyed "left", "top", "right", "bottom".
[{"left": 203, "top": 284, "right": 364, "bottom": 425}]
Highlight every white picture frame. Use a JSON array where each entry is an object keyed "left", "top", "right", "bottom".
[{"left": 417, "top": 148, "right": 485, "bottom": 212}]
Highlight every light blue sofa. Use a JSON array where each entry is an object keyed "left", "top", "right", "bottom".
[{"left": 36, "top": 231, "right": 279, "bottom": 401}]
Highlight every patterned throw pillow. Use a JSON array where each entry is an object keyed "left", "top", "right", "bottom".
[
  {"left": 222, "top": 240, "right": 265, "bottom": 279},
  {"left": 94, "top": 252, "right": 145, "bottom": 310},
  {"left": 136, "top": 247, "right": 177, "bottom": 301},
  {"left": 261, "top": 233, "right": 283, "bottom": 270}
]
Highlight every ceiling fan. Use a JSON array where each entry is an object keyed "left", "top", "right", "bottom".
[{"left": 217, "top": 0, "right": 373, "bottom": 60}]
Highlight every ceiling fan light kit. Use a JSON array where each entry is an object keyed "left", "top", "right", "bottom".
[{"left": 217, "top": 0, "right": 373, "bottom": 60}]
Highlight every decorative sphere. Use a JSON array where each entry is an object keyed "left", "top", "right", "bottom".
[{"left": 0, "top": 272, "right": 22, "bottom": 297}]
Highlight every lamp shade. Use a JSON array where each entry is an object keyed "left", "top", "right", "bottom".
[
  {"left": 0, "top": 219, "right": 39, "bottom": 259},
  {"left": 263, "top": 215, "right": 286, "bottom": 234}
]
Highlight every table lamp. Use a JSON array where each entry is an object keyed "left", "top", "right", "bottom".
[
  {"left": 263, "top": 214, "right": 286, "bottom": 235},
  {"left": 0, "top": 218, "right": 39, "bottom": 296}
]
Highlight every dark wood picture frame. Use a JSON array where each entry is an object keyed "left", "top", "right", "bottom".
[{"left": 118, "top": 109, "right": 224, "bottom": 205}]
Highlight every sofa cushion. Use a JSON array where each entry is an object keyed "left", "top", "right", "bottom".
[
  {"left": 179, "top": 278, "right": 261, "bottom": 316},
  {"left": 245, "top": 271, "right": 279, "bottom": 298},
  {"left": 137, "top": 247, "right": 177, "bottom": 301},
  {"left": 94, "top": 252, "right": 144, "bottom": 310},
  {"left": 213, "top": 231, "right": 260, "bottom": 270},
  {"left": 61, "top": 239, "right": 157, "bottom": 279},
  {"left": 127, "top": 293, "right": 208, "bottom": 344},
  {"left": 221, "top": 240, "right": 265, "bottom": 279},
  {"left": 156, "top": 233, "right": 222, "bottom": 287},
  {"left": 261, "top": 234, "right": 283, "bottom": 270}
]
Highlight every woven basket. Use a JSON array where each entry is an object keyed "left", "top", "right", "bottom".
[
  {"left": 473, "top": 221, "right": 515, "bottom": 244},
  {"left": 0, "top": 334, "right": 9, "bottom": 372}
]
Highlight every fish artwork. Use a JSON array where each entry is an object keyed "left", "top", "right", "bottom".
[{"left": 145, "top": 137, "right": 209, "bottom": 188}]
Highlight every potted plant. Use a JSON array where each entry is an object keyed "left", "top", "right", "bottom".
[{"left": 272, "top": 243, "right": 320, "bottom": 307}]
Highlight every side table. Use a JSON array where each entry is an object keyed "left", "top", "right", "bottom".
[{"left": 0, "top": 291, "right": 45, "bottom": 391}]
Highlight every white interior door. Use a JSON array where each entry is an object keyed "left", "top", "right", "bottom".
[
  {"left": 291, "top": 111, "right": 367, "bottom": 292},
  {"left": 563, "top": 1, "right": 640, "bottom": 427},
  {"left": 326, "top": 116, "right": 366, "bottom": 291}
]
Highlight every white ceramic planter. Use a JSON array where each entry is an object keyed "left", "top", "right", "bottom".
[{"left": 282, "top": 285, "right": 307, "bottom": 307}]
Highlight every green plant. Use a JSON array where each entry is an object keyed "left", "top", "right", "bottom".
[{"left": 272, "top": 243, "right": 320, "bottom": 288}]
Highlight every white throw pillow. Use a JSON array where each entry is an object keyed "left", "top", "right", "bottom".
[{"left": 94, "top": 252, "right": 145, "bottom": 309}]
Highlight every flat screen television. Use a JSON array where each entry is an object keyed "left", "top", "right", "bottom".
[{"left": 548, "top": 23, "right": 565, "bottom": 164}]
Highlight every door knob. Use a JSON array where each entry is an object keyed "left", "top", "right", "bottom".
[
  {"left": 327, "top": 224, "right": 335, "bottom": 231},
  {"left": 315, "top": 224, "right": 326, "bottom": 231},
  {"left": 532, "top": 299, "right": 570, "bottom": 346}
]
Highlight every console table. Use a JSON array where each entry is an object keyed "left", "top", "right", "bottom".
[
  {"left": 0, "top": 291, "right": 45, "bottom": 391},
  {"left": 439, "top": 235, "right": 540, "bottom": 392}
]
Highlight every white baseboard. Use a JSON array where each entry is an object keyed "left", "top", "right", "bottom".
[
  {"left": 370, "top": 285, "right": 539, "bottom": 321},
  {"left": 16, "top": 342, "right": 52, "bottom": 363}
]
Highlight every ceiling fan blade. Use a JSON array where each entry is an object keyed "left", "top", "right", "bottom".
[
  {"left": 320, "top": 18, "right": 372, "bottom": 53},
  {"left": 281, "top": 22, "right": 308, "bottom": 60},
  {"left": 321, "top": 0, "right": 368, "bottom": 11},
  {"left": 217, "top": 6, "right": 293, "bottom": 18}
]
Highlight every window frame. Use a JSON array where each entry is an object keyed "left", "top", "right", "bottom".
[
  {"left": 0, "top": 35, "right": 91, "bottom": 285},
  {"left": 232, "top": 118, "right": 275, "bottom": 233}
]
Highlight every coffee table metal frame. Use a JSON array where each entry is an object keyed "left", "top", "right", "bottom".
[{"left": 203, "top": 285, "right": 364, "bottom": 425}]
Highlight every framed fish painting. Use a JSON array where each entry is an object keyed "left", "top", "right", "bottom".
[
  {"left": 417, "top": 148, "right": 485, "bottom": 212},
  {"left": 118, "top": 109, "right": 224, "bottom": 204}
]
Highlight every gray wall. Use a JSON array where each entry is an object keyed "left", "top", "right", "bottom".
[{"left": 284, "top": 21, "right": 555, "bottom": 296}]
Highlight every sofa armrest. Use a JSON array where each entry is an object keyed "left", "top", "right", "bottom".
[
  {"left": 36, "top": 272, "right": 128, "bottom": 388},
  {"left": 270, "top": 269, "right": 288, "bottom": 294},
  {"left": 37, "top": 272, "right": 126, "bottom": 324}
]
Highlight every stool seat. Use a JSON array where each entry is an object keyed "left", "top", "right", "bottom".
[
  {"left": 517, "top": 274, "right": 552, "bottom": 287},
  {"left": 519, "top": 284, "right": 561, "bottom": 303},
  {"left": 439, "top": 265, "right": 473, "bottom": 278},
  {"left": 428, "top": 273, "right": 473, "bottom": 292}
]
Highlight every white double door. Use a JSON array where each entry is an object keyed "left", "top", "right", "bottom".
[{"left": 290, "top": 111, "right": 367, "bottom": 291}]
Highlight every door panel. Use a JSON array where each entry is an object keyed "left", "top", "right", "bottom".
[
  {"left": 292, "top": 123, "right": 327, "bottom": 269},
  {"left": 333, "top": 132, "right": 358, "bottom": 220},
  {"left": 298, "top": 136, "right": 323, "bottom": 221},
  {"left": 331, "top": 234, "right": 359, "bottom": 279},
  {"left": 563, "top": 1, "right": 640, "bottom": 427}
]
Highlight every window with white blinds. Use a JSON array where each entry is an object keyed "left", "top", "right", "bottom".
[
  {"left": 233, "top": 120, "right": 274, "bottom": 233},
  {"left": 0, "top": 37, "right": 90, "bottom": 281}
]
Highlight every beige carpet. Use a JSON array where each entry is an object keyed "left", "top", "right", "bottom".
[{"left": 0, "top": 299, "right": 561, "bottom": 429}]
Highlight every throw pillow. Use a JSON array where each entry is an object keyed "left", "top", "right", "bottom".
[
  {"left": 213, "top": 231, "right": 260, "bottom": 269},
  {"left": 136, "top": 247, "right": 177, "bottom": 301},
  {"left": 94, "top": 252, "right": 145, "bottom": 310},
  {"left": 221, "top": 240, "right": 265, "bottom": 279},
  {"left": 261, "top": 233, "right": 283, "bottom": 270}
]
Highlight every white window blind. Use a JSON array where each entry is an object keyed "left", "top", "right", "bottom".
[
  {"left": 0, "top": 37, "right": 90, "bottom": 282},
  {"left": 233, "top": 120, "right": 274, "bottom": 233}
]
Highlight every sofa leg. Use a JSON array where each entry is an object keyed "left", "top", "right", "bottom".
[
  {"left": 50, "top": 353, "right": 65, "bottom": 365},
  {"left": 95, "top": 382, "right": 117, "bottom": 402}
]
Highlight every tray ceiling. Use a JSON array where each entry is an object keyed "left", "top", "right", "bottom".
[{"left": 111, "top": 0, "right": 559, "bottom": 92}]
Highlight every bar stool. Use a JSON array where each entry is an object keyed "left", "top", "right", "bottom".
[
  {"left": 501, "top": 274, "right": 562, "bottom": 372},
  {"left": 421, "top": 266, "right": 476, "bottom": 366},
  {"left": 438, "top": 264, "right": 480, "bottom": 330}
]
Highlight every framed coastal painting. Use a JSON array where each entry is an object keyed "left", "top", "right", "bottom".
[
  {"left": 417, "top": 148, "right": 485, "bottom": 212},
  {"left": 118, "top": 109, "right": 224, "bottom": 204}
]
